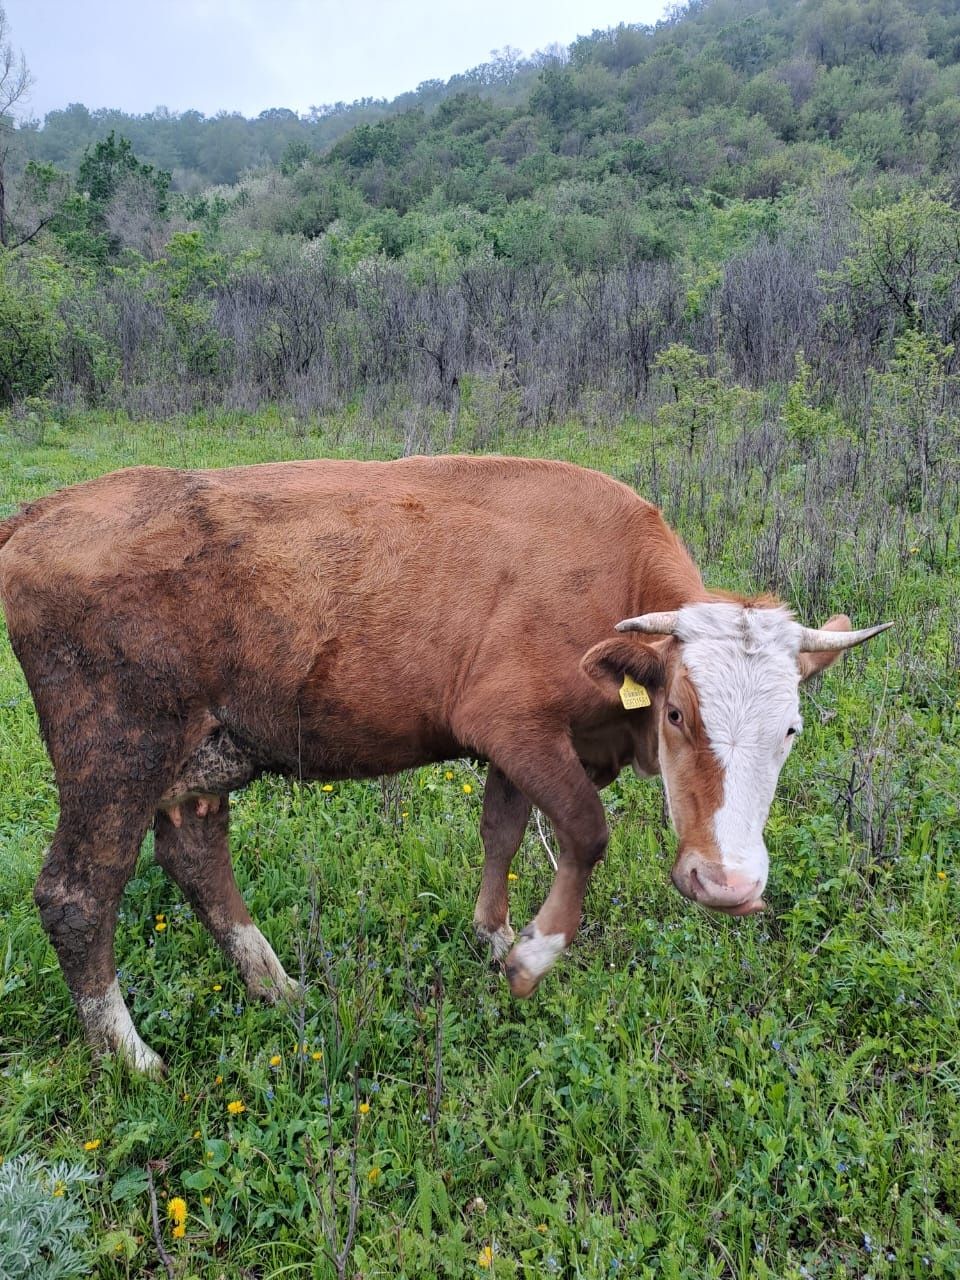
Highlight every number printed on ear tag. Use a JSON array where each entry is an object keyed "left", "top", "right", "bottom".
[{"left": 619, "top": 673, "right": 651, "bottom": 710}]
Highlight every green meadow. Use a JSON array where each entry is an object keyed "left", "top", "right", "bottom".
[{"left": 0, "top": 407, "right": 958, "bottom": 1280}]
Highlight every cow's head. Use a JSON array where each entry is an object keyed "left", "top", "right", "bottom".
[{"left": 583, "top": 602, "right": 891, "bottom": 916}]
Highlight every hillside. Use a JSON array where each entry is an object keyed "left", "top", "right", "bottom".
[
  {"left": 2, "top": 0, "right": 960, "bottom": 429},
  {"left": 18, "top": 0, "right": 960, "bottom": 199}
]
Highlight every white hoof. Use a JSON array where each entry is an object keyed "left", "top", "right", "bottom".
[
  {"left": 504, "top": 925, "right": 566, "bottom": 998},
  {"left": 474, "top": 917, "right": 516, "bottom": 962},
  {"left": 78, "top": 980, "right": 166, "bottom": 1076},
  {"left": 226, "top": 924, "right": 299, "bottom": 1003}
]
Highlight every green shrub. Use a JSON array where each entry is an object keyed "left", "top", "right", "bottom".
[{"left": 0, "top": 1153, "right": 96, "bottom": 1279}]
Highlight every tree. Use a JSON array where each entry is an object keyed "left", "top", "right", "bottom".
[
  {"left": 0, "top": 4, "right": 32, "bottom": 247},
  {"left": 73, "top": 132, "right": 170, "bottom": 260},
  {"left": 832, "top": 193, "right": 960, "bottom": 343}
]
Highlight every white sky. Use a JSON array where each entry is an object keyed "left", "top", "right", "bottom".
[{"left": 8, "top": 0, "right": 670, "bottom": 121}]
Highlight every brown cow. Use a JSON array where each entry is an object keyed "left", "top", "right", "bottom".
[{"left": 0, "top": 456, "right": 889, "bottom": 1073}]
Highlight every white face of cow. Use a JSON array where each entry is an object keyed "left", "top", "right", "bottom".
[
  {"left": 593, "top": 600, "right": 892, "bottom": 917},
  {"left": 658, "top": 603, "right": 804, "bottom": 914}
]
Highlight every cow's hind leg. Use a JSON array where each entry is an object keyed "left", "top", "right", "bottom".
[
  {"left": 154, "top": 798, "right": 298, "bottom": 1003},
  {"left": 35, "top": 797, "right": 163, "bottom": 1075},
  {"left": 22, "top": 637, "right": 188, "bottom": 1072},
  {"left": 474, "top": 766, "right": 531, "bottom": 961}
]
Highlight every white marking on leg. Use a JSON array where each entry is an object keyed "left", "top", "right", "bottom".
[
  {"left": 511, "top": 925, "right": 567, "bottom": 980},
  {"left": 77, "top": 980, "right": 164, "bottom": 1075},
  {"left": 488, "top": 921, "right": 515, "bottom": 961},
  {"left": 475, "top": 916, "right": 515, "bottom": 961},
  {"left": 226, "top": 923, "right": 299, "bottom": 1002}
]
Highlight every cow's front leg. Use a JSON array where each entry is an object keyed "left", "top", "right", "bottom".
[
  {"left": 154, "top": 798, "right": 298, "bottom": 1003},
  {"left": 474, "top": 766, "right": 531, "bottom": 960},
  {"left": 483, "top": 739, "right": 608, "bottom": 997}
]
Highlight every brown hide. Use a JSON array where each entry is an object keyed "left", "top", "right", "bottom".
[{"left": 0, "top": 457, "right": 704, "bottom": 783}]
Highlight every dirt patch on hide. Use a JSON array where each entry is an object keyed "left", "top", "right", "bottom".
[{"left": 161, "top": 727, "right": 269, "bottom": 804}]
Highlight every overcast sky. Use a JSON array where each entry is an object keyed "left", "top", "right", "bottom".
[{"left": 7, "top": 1, "right": 670, "bottom": 121}]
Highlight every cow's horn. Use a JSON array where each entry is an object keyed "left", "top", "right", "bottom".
[
  {"left": 796, "top": 621, "right": 894, "bottom": 652},
  {"left": 615, "top": 611, "right": 680, "bottom": 635}
]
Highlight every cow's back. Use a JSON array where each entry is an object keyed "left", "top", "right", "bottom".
[{"left": 0, "top": 456, "right": 701, "bottom": 775}]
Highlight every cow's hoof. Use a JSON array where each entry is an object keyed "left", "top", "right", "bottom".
[
  {"left": 248, "top": 973, "right": 302, "bottom": 1005},
  {"left": 503, "top": 925, "right": 567, "bottom": 998},
  {"left": 227, "top": 924, "right": 300, "bottom": 1004},
  {"left": 127, "top": 1043, "right": 167, "bottom": 1077},
  {"left": 474, "top": 918, "right": 515, "bottom": 962},
  {"left": 504, "top": 959, "right": 541, "bottom": 998},
  {"left": 101, "top": 1036, "right": 166, "bottom": 1077},
  {"left": 79, "top": 981, "right": 166, "bottom": 1077}
]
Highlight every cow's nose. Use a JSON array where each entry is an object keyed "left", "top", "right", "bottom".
[{"left": 673, "top": 857, "right": 765, "bottom": 914}]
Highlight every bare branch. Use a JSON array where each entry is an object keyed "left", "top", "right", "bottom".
[
  {"left": 144, "top": 1161, "right": 176, "bottom": 1280},
  {"left": 0, "top": 6, "right": 32, "bottom": 118}
]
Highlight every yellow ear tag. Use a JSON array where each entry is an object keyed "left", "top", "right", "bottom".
[{"left": 619, "top": 673, "right": 651, "bottom": 710}]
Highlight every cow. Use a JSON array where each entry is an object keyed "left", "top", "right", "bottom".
[{"left": 0, "top": 456, "right": 890, "bottom": 1073}]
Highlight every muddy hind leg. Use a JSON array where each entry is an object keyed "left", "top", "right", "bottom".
[
  {"left": 35, "top": 798, "right": 163, "bottom": 1075},
  {"left": 473, "top": 766, "right": 531, "bottom": 961},
  {"left": 154, "top": 798, "right": 298, "bottom": 1003}
]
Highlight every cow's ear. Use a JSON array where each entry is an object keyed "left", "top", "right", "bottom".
[
  {"left": 798, "top": 614, "right": 851, "bottom": 682},
  {"left": 581, "top": 637, "right": 666, "bottom": 705}
]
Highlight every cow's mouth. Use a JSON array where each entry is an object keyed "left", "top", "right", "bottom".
[
  {"left": 686, "top": 865, "right": 765, "bottom": 915},
  {"left": 710, "top": 894, "right": 766, "bottom": 916}
]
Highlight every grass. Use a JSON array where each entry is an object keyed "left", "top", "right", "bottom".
[{"left": 0, "top": 408, "right": 958, "bottom": 1279}]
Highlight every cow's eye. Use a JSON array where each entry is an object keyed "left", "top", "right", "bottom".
[{"left": 667, "top": 707, "right": 683, "bottom": 726}]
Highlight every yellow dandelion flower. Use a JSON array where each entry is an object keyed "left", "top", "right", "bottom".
[
  {"left": 155, "top": 921, "right": 167, "bottom": 932},
  {"left": 462, "top": 783, "right": 473, "bottom": 795},
  {"left": 83, "top": 1139, "right": 101, "bottom": 1152},
  {"left": 536, "top": 1223, "right": 548, "bottom": 1234},
  {"left": 202, "top": 1195, "right": 212, "bottom": 1205},
  {"left": 311, "top": 1051, "right": 323, "bottom": 1061},
  {"left": 214, "top": 1075, "right": 223, "bottom": 1085},
  {"left": 478, "top": 1245, "right": 493, "bottom": 1268},
  {"left": 444, "top": 770, "right": 454, "bottom": 780},
  {"left": 181, "top": 1093, "right": 191, "bottom": 1102},
  {"left": 226, "top": 1099, "right": 246, "bottom": 1115},
  {"left": 367, "top": 1166, "right": 381, "bottom": 1183},
  {"left": 212, "top": 983, "right": 222, "bottom": 992},
  {"left": 192, "top": 1130, "right": 201, "bottom": 1140},
  {"left": 172, "top": 1224, "right": 185, "bottom": 1239},
  {"left": 155, "top": 913, "right": 165, "bottom": 922},
  {"left": 358, "top": 1101, "right": 371, "bottom": 1115},
  {"left": 52, "top": 1180, "right": 66, "bottom": 1197},
  {"left": 321, "top": 783, "right": 334, "bottom": 792},
  {"left": 269, "top": 1054, "right": 282, "bottom": 1067},
  {"left": 507, "top": 872, "right": 518, "bottom": 882},
  {"left": 167, "top": 1197, "right": 187, "bottom": 1227},
  {"left": 401, "top": 811, "right": 409, "bottom": 819},
  {"left": 937, "top": 870, "right": 947, "bottom": 881}
]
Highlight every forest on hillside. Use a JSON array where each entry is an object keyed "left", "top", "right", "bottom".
[{"left": 2, "top": 0, "right": 960, "bottom": 439}]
